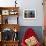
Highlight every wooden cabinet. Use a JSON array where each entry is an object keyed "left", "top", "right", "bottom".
[{"left": 0, "top": 7, "right": 20, "bottom": 46}]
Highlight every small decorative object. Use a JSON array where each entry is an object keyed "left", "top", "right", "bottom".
[
  {"left": 10, "top": 12, "right": 14, "bottom": 15},
  {"left": 23, "top": 9, "right": 36, "bottom": 19},
  {"left": 13, "top": 33, "right": 16, "bottom": 41},
  {"left": 14, "top": 28, "right": 17, "bottom": 32},
  {"left": 13, "top": 32, "right": 18, "bottom": 40},
  {"left": 9, "top": 10, "right": 17, "bottom": 15},
  {"left": 2, "top": 10, "right": 9, "bottom": 15},
  {"left": 15, "top": 0, "right": 17, "bottom": 7},
  {"left": 10, "top": 10, "right": 14, "bottom": 15}
]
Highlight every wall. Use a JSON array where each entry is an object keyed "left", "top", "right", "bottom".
[
  {"left": 0, "top": 0, "right": 44, "bottom": 26},
  {"left": 18, "top": 0, "right": 44, "bottom": 26},
  {"left": 0, "top": 0, "right": 44, "bottom": 44}
]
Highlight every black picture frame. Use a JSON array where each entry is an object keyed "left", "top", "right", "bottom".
[{"left": 23, "top": 9, "right": 36, "bottom": 19}]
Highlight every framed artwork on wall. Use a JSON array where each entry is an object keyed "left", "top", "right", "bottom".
[
  {"left": 23, "top": 9, "right": 36, "bottom": 19},
  {"left": 2, "top": 10, "right": 9, "bottom": 15}
]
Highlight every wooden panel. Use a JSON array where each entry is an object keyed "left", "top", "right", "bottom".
[
  {"left": 44, "top": 0, "right": 46, "bottom": 46},
  {"left": 0, "top": 41, "right": 19, "bottom": 46},
  {"left": 44, "top": 16, "right": 46, "bottom": 26},
  {"left": 2, "top": 41, "right": 18, "bottom": 46},
  {"left": 0, "top": 41, "right": 2, "bottom": 46},
  {"left": 0, "top": 7, "right": 19, "bottom": 10}
]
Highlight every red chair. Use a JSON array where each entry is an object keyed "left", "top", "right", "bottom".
[{"left": 21, "top": 28, "right": 41, "bottom": 46}]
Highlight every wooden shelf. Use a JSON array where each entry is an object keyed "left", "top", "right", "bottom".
[
  {"left": 0, "top": 40, "right": 19, "bottom": 46},
  {"left": 0, "top": 24, "right": 20, "bottom": 32},
  {"left": 0, "top": 7, "right": 19, "bottom": 10},
  {"left": 0, "top": 7, "right": 19, "bottom": 24},
  {"left": 0, "top": 7, "right": 20, "bottom": 46},
  {"left": 2, "top": 40, "right": 19, "bottom": 42}
]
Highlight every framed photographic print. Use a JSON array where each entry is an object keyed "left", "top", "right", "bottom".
[
  {"left": 23, "top": 9, "right": 36, "bottom": 19},
  {"left": 2, "top": 10, "right": 9, "bottom": 15}
]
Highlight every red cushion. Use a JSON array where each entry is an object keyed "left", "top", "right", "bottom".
[{"left": 21, "top": 28, "right": 41, "bottom": 46}]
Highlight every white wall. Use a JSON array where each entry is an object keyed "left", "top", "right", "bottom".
[
  {"left": 18, "top": 0, "right": 44, "bottom": 26},
  {"left": 0, "top": 0, "right": 15, "bottom": 7},
  {"left": 0, "top": 0, "right": 44, "bottom": 26}
]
